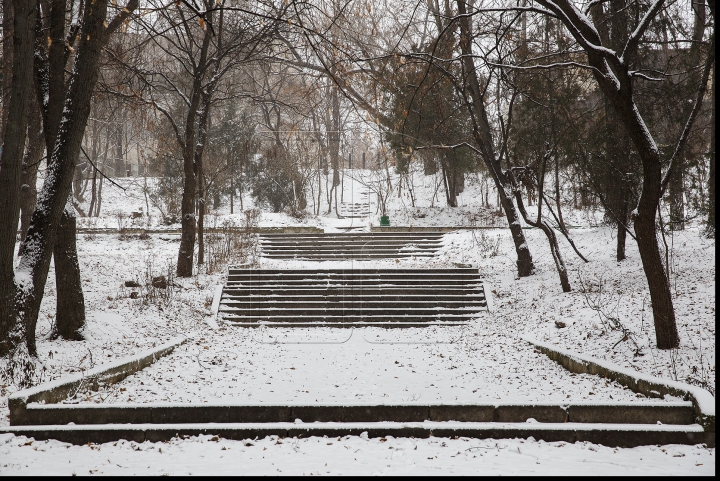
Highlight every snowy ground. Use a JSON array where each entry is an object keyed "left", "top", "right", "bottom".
[
  {"left": 0, "top": 169, "right": 714, "bottom": 474},
  {"left": 0, "top": 432, "right": 714, "bottom": 476}
]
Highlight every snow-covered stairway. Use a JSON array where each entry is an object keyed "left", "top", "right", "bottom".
[
  {"left": 258, "top": 232, "right": 444, "bottom": 260},
  {"left": 218, "top": 268, "right": 486, "bottom": 327},
  {"left": 4, "top": 401, "right": 711, "bottom": 447}
]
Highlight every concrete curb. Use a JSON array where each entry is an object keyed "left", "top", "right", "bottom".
[
  {"left": 11, "top": 401, "right": 695, "bottom": 426},
  {"left": 9, "top": 336, "right": 187, "bottom": 425},
  {"left": 524, "top": 336, "right": 715, "bottom": 433}
]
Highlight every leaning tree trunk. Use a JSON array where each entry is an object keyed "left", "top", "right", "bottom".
[
  {"left": 53, "top": 201, "right": 85, "bottom": 340},
  {"left": 511, "top": 164, "right": 571, "bottom": 293},
  {"left": 455, "top": 0, "right": 534, "bottom": 277}
]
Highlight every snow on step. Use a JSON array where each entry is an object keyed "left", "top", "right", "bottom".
[
  {"left": 258, "top": 232, "right": 445, "bottom": 260},
  {"left": 218, "top": 268, "right": 487, "bottom": 327}
]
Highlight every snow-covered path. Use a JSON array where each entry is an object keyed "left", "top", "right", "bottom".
[{"left": 72, "top": 323, "right": 656, "bottom": 405}]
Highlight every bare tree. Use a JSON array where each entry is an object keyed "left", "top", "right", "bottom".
[
  {"left": 132, "top": 0, "right": 291, "bottom": 277},
  {"left": 3, "top": 0, "right": 138, "bottom": 360},
  {"left": 522, "top": 0, "right": 714, "bottom": 348}
]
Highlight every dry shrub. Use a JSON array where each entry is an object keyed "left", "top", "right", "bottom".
[{"left": 204, "top": 209, "right": 260, "bottom": 273}]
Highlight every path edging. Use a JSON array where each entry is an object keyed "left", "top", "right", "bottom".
[
  {"left": 524, "top": 336, "right": 715, "bottom": 433},
  {"left": 9, "top": 336, "right": 187, "bottom": 425}
]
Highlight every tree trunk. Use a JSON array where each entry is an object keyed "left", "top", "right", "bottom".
[
  {"left": 177, "top": 161, "right": 197, "bottom": 277},
  {"left": 176, "top": 14, "right": 214, "bottom": 278},
  {"left": 198, "top": 174, "right": 205, "bottom": 266},
  {"left": 0, "top": 0, "right": 37, "bottom": 355},
  {"left": 17, "top": 0, "right": 131, "bottom": 356},
  {"left": 707, "top": 54, "right": 715, "bottom": 237},
  {"left": 18, "top": 96, "right": 45, "bottom": 255},
  {"left": 616, "top": 193, "right": 628, "bottom": 261},
  {"left": 53, "top": 202, "right": 85, "bottom": 340},
  {"left": 512, "top": 165, "right": 571, "bottom": 292},
  {"left": 456, "top": 0, "right": 534, "bottom": 277},
  {"left": 668, "top": 158, "right": 685, "bottom": 230}
]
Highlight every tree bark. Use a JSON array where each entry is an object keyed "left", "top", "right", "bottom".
[
  {"left": 53, "top": 201, "right": 85, "bottom": 340},
  {"left": 0, "top": 0, "right": 37, "bottom": 356},
  {"left": 708, "top": 65, "right": 715, "bottom": 237},
  {"left": 616, "top": 193, "right": 629, "bottom": 261},
  {"left": 18, "top": 94, "right": 45, "bottom": 255}
]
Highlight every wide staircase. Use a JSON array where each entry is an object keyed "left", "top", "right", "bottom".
[
  {"left": 219, "top": 268, "right": 487, "bottom": 327},
  {"left": 258, "top": 232, "right": 443, "bottom": 260},
  {"left": 6, "top": 400, "right": 710, "bottom": 447}
]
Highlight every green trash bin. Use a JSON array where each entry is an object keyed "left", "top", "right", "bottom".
[{"left": 380, "top": 215, "right": 390, "bottom": 226}]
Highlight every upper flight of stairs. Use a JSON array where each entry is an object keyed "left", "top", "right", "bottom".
[{"left": 258, "top": 232, "right": 444, "bottom": 260}]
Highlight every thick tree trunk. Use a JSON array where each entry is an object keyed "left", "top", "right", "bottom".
[
  {"left": 533, "top": 0, "right": 680, "bottom": 348},
  {"left": 53, "top": 203, "right": 85, "bottom": 340},
  {"left": 177, "top": 166, "right": 197, "bottom": 277},
  {"left": 592, "top": 65, "right": 679, "bottom": 349},
  {"left": 0, "top": 0, "right": 37, "bottom": 355}
]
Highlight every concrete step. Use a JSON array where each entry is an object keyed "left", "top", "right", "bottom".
[
  {"left": 260, "top": 239, "right": 443, "bottom": 244},
  {"left": 260, "top": 233, "right": 445, "bottom": 237},
  {"left": 226, "top": 269, "right": 479, "bottom": 275},
  {"left": 221, "top": 295, "right": 486, "bottom": 302},
  {"left": 261, "top": 251, "right": 435, "bottom": 261},
  {"left": 226, "top": 273, "right": 481, "bottom": 281},
  {"left": 262, "top": 246, "right": 437, "bottom": 256},
  {"left": 220, "top": 300, "right": 488, "bottom": 309},
  {"left": 225, "top": 321, "right": 471, "bottom": 328},
  {"left": 225, "top": 279, "right": 481, "bottom": 286},
  {"left": 220, "top": 268, "right": 486, "bottom": 328},
  {"left": 218, "top": 307, "right": 484, "bottom": 317},
  {"left": 221, "top": 288, "right": 484, "bottom": 297},
  {"left": 220, "top": 314, "right": 481, "bottom": 323},
  {"left": 2, "top": 421, "right": 709, "bottom": 447},
  {"left": 11, "top": 402, "right": 696, "bottom": 426}
]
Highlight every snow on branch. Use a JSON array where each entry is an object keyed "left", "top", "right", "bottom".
[{"left": 487, "top": 60, "right": 602, "bottom": 76}]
